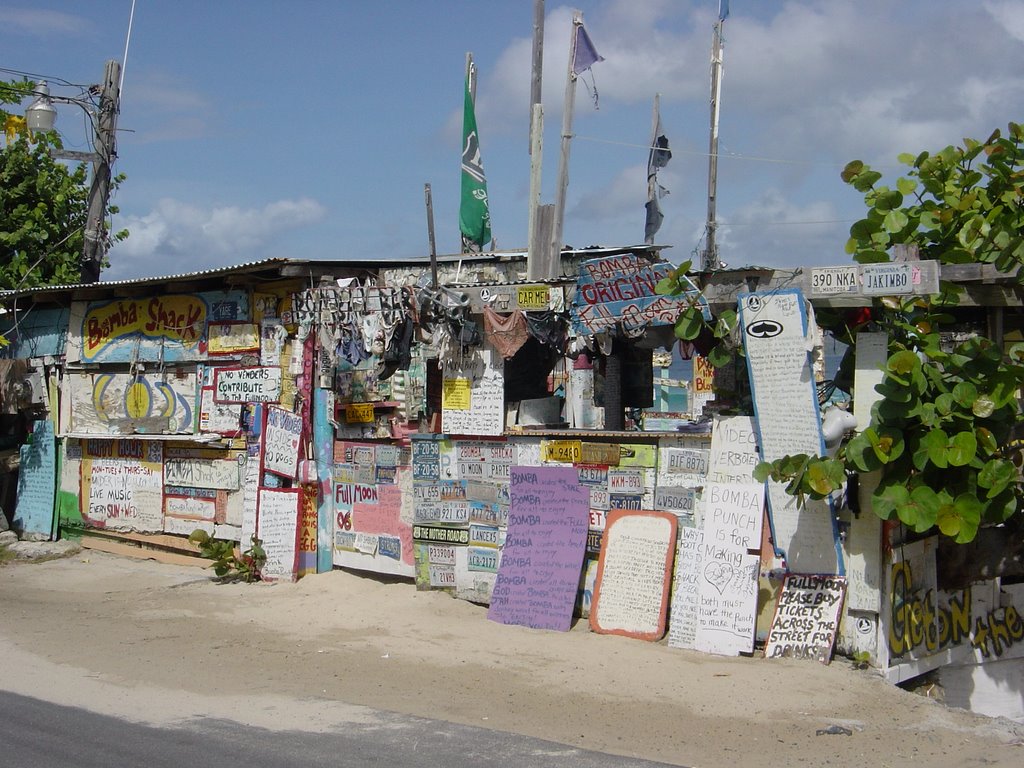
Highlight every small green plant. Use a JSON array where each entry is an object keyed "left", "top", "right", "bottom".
[{"left": 188, "top": 530, "right": 267, "bottom": 582}]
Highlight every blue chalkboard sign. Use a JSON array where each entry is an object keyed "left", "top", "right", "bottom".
[{"left": 14, "top": 419, "right": 56, "bottom": 538}]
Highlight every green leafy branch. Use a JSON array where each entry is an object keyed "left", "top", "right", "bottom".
[
  {"left": 654, "top": 258, "right": 738, "bottom": 367},
  {"left": 754, "top": 122, "right": 1024, "bottom": 545}
]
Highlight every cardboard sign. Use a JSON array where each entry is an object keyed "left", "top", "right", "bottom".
[
  {"left": 707, "top": 414, "right": 759, "bottom": 483},
  {"left": 590, "top": 510, "right": 677, "bottom": 641},
  {"left": 487, "top": 467, "right": 589, "bottom": 631},
  {"left": 765, "top": 574, "right": 847, "bottom": 664},
  {"left": 207, "top": 321, "right": 260, "bottom": 355},
  {"left": 199, "top": 387, "right": 242, "bottom": 434},
  {"left": 442, "top": 349, "right": 505, "bottom": 436},
  {"left": 257, "top": 487, "right": 300, "bottom": 582},
  {"left": 693, "top": 551, "right": 760, "bottom": 657},
  {"left": 263, "top": 405, "right": 302, "bottom": 479},
  {"left": 213, "top": 366, "right": 282, "bottom": 403},
  {"left": 667, "top": 526, "right": 704, "bottom": 649}
]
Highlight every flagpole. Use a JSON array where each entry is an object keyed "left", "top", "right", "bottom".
[
  {"left": 702, "top": 9, "right": 726, "bottom": 271},
  {"left": 550, "top": 9, "right": 583, "bottom": 275}
]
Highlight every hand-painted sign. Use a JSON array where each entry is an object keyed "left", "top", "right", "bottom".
[
  {"left": 487, "top": 466, "right": 589, "bottom": 632},
  {"left": 207, "top": 322, "right": 260, "bottom": 355},
  {"left": 765, "top": 574, "right": 847, "bottom": 664},
  {"left": 81, "top": 295, "right": 207, "bottom": 361},
  {"left": 213, "top": 367, "right": 282, "bottom": 403},
  {"left": 741, "top": 289, "right": 842, "bottom": 574},
  {"left": 570, "top": 254, "right": 707, "bottom": 336},
  {"left": 258, "top": 487, "right": 300, "bottom": 582},
  {"left": 590, "top": 510, "right": 677, "bottom": 641},
  {"left": 68, "top": 371, "right": 196, "bottom": 435},
  {"left": 263, "top": 406, "right": 302, "bottom": 479}
]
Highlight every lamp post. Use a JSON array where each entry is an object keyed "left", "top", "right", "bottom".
[{"left": 25, "top": 60, "right": 121, "bottom": 285}]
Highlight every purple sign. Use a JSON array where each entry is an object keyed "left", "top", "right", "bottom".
[{"left": 487, "top": 466, "right": 589, "bottom": 631}]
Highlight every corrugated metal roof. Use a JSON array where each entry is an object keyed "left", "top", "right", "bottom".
[{"left": 0, "top": 245, "right": 669, "bottom": 301}]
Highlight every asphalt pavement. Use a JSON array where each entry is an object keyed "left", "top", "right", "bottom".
[{"left": 1, "top": 689, "right": 682, "bottom": 768}]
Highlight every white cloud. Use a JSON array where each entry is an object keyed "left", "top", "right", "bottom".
[
  {"left": 0, "top": 8, "right": 88, "bottom": 36},
  {"left": 718, "top": 189, "right": 847, "bottom": 269},
  {"left": 985, "top": 0, "right": 1024, "bottom": 43},
  {"left": 107, "top": 197, "right": 327, "bottom": 279}
]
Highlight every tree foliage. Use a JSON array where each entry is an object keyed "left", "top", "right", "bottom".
[
  {"left": 0, "top": 78, "right": 125, "bottom": 292},
  {"left": 756, "top": 122, "right": 1024, "bottom": 544}
]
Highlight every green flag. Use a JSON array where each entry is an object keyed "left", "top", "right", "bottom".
[{"left": 460, "top": 66, "right": 491, "bottom": 252}]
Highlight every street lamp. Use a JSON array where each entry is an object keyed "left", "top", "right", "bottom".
[
  {"left": 23, "top": 60, "right": 121, "bottom": 285},
  {"left": 24, "top": 82, "right": 58, "bottom": 133}
]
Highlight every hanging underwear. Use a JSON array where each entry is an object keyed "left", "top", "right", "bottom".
[
  {"left": 525, "top": 310, "right": 567, "bottom": 354},
  {"left": 482, "top": 307, "right": 530, "bottom": 359}
]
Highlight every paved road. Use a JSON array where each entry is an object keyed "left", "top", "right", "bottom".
[{"left": 2, "top": 689, "right": 680, "bottom": 768}]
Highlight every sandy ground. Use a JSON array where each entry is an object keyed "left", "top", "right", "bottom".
[{"left": 1, "top": 552, "right": 1022, "bottom": 768}]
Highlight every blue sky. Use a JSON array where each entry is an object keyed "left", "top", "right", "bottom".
[{"left": 3, "top": 0, "right": 1024, "bottom": 281}]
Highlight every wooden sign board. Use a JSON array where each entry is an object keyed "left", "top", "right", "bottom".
[
  {"left": 741, "top": 289, "right": 842, "bottom": 574},
  {"left": 764, "top": 574, "right": 847, "bottom": 664},
  {"left": 487, "top": 466, "right": 589, "bottom": 632},
  {"left": 590, "top": 509, "right": 677, "bottom": 641}
]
